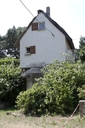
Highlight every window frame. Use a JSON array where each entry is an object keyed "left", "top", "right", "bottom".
[
  {"left": 25, "top": 46, "right": 36, "bottom": 55},
  {"left": 32, "top": 22, "right": 45, "bottom": 31}
]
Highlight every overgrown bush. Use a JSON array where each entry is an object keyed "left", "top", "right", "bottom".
[
  {"left": 0, "top": 57, "right": 20, "bottom": 65},
  {"left": 0, "top": 57, "right": 26, "bottom": 105},
  {"left": 78, "top": 85, "right": 85, "bottom": 99},
  {"left": 16, "top": 60, "right": 85, "bottom": 115}
]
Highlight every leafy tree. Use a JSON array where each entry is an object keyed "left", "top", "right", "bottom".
[
  {"left": 16, "top": 60, "right": 85, "bottom": 115},
  {"left": 0, "top": 26, "right": 26, "bottom": 58},
  {"left": 0, "top": 57, "right": 26, "bottom": 105},
  {"left": 0, "top": 50, "right": 6, "bottom": 58},
  {"left": 0, "top": 36, "right": 7, "bottom": 58},
  {"left": 79, "top": 36, "right": 85, "bottom": 62},
  {"left": 79, "top": 36, "right": 85, "bottom": 49},
  {"left": 6, "top": 26, "right": 17, "bottom": 53}
]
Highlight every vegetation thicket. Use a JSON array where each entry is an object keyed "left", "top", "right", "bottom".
[
  {"left": 1, "top": 26, "right": 85, "bottom": 115},
  {"left": 0, "top": 57, "right": 26, "bottom": 105},
  {"left": 79, "top": 36, "right": 85, "bottom": 62},
  {"left": 16, "top": 60, "right": 85, "bottom": 115}
]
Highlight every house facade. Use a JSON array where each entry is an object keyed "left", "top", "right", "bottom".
[{"left": 15, "top": 7, "right": 75, "bottom": 89}]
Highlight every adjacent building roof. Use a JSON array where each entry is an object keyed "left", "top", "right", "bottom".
[{"left": 14, "top": 10, "right": 75, "bottom": 49}]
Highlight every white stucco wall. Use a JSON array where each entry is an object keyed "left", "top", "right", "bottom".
[{"left": 20, "top": 13, "right": 66, "bottom": 68}]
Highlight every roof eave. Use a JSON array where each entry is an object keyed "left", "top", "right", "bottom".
[
  {"left": 66, "top": 36, "right": 75, "bottom": 49},
  {"left": 14, "top": 17, "right": 36, "bottom": 48}
]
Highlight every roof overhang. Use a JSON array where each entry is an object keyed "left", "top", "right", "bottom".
[{"left": 21, "top": 67, "right": 42, "bottom": 77}]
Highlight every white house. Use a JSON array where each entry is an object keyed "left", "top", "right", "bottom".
[{"left": 15, "top": 7, "right": 75, "bottom": 89}]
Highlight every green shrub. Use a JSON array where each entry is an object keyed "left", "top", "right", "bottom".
[
  {"left": 16, "top": 82, "right": 73, "bottom": 115},
  {"left": 0, "top": 57, "right": 20, "bottom": 66},
  {"left": 78, "top": 85, "right": 85, "bottom": 99},
  {"left": 0, "top": 58, "right": 25, "bottom": 105},
  {"left": 16, "top": 61, "right": 85, "bottom": 115}
]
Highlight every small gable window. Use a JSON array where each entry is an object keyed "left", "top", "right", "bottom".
[
  {"left": 25, "top": 46, "right": 36, "bottom": 55},
  {"left": 38, "top": 22, "right": 45, "bottom": 30},
  {"left": 32, "top": 23, "right": 38, "bottom": 30},
  {"left": 32, "top": 22, "right": 45, "bottom": 31}
]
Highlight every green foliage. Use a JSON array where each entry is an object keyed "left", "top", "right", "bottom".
[
  {"left": 78, "top": 85, "right": 85, "bottom": 99},
  {"left": 16, "top": 61, "right": 85, "bottom": 115},
  {"left": 79, "top": 36, "right": 85, "bottom": 49},
  {"left": 0, "top": 57, "right": 20, "bottom": 65},
  {"left": 79, "top": 36, "right": 85, "bottom": 62},
  {"left": 0, "top": 26, "right": 26, "bottom": 58},
  {"left": 0, "top": 58, "right": 25, "bottom": 105},
  {"left": 79, "top": 47, "right": 85, "bottom": 62}
]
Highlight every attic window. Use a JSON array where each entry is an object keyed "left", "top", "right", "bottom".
[
  {"left": 32, "top": 22, "right": 45, "bottom": 31},
  {"left": 32, "top": 23, "right": 38, "bottom": 30},
  {"left": 25, "top": 46, "right": 36, "bottom": 55},
  {"left": 38, "top": 22, "right": 45, "bottom": 30}
]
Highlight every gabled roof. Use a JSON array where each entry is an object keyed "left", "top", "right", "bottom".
[{"left": 14, "top": 10, "right": 75, "bottom": 49}]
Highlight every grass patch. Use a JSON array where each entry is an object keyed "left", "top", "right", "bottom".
[{"left": 0, "top": 107, "right": 85, "bottom": 128}]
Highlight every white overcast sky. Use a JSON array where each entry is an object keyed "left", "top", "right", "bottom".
[{"left": 0, "top": 0, "right": 85, "bottom": 49}]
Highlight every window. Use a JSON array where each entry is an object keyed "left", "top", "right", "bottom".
[
  {"left": 26, "top": 47, "right": 30, "bottom": 53},
  {"left": 25, "top": 46, "right": 36, "bottom": 55},
  {"left": 32, "top": 22, "right": 45, "bottom": 31},
  {"left": 32, "top": 23, "right": 38, "bottom": 30},
  {"left": 39, "top": 22, "right": 45, "bottom": 30}
]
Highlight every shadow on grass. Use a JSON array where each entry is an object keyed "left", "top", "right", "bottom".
[{"left": 0, "top": 106, "right": 19, "bottom": 112}]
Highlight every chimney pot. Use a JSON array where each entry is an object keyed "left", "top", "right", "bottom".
[{"left": 37, "top": 10, "right": 42, "bottom": 14}]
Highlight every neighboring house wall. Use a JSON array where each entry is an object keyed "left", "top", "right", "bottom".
[{"left": 20, "top": 13, "right": 67, "bottom": 68}]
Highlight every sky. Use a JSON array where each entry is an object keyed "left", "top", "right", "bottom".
[{"left": 0, "top": 0, "right": 85, "bottom": 49}]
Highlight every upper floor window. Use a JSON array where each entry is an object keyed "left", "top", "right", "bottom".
[
  {"left": 25, "top": 46, "right": 36, "bottom": 55},
  {"left": 32, "top": 23, "right": 38, "bottom": 31},
  {"left": 39, "top": 22, "right": 45, "bottom": 30},
  {"left": 32, "top": 22, "right": 45, "bottom": 31}
]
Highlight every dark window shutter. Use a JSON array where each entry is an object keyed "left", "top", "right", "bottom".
[
  {"left": 30, "top": 46, "right": 36, "bottom": 54},
  {"left": 32, "top": 23, "right": 38, "bottom": 30}
]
